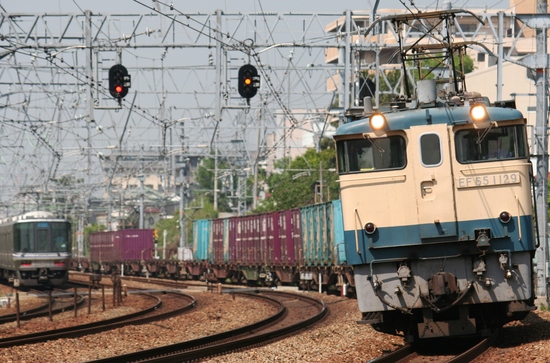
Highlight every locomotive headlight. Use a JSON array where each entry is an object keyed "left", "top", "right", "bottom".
[
  {"left": 499, "top": 211, "right": 512, "bottom": 224},
  {"left": 364, "top": 222, "right": 377, "bottom": 234},
  {"left": 470, "top": 103, "right": 488, "bottom": 122},
  {"left": 369, "top": 113, "right": 387, "bottom": 130}
]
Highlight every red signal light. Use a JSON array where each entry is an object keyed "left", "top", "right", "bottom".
[{"left": 108, "top": 64, "right": 131, "bottom": 99}]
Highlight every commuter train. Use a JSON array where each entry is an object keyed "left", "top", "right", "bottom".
[
  {"left": 0, "top": 211, "right": 72, "bottom": 287},
  {"left": 335, "top": 10, "right": 537, "bottom": 342},
  {"left": 78, "top": 201, "right": 352, "bottom": 293}
]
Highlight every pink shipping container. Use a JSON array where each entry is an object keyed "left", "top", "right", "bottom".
[
  {"left": 229, "top": 215, "right": 264, "bottom": 266},
  {"left": 229, "top": 218, "right": 239, "bottom": 263},
  {"left": 90, "top": 229, "right": 154, "bottom": 262},
  {"left": 261, "top": 213, "right": 277, "bottom": 265},
  {"left": 279, "top": 209, "right": 303, "bottom": 266},
  {"left": 212, "top": 219, "right": 226, "bottom": 264},
  {"left": 247, "top": 215, "right": 262, "bottom": 265}
]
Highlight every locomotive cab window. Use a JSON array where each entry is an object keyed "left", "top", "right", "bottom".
[
  {"left": 419, "top": 133, "right": 442, "bottom": 167},
  {"left": 336, "top": 136, "right": 406, "bottom": 173},
  {"left": 455, "top": 125, "right": 528, "bottom": 163}
]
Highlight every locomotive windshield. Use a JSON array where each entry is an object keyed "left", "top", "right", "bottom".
[
  {"left": 14, "top": 221, "right": 71, "bottom": 253},
  {"left": 455, "top": 125, "right": 528, "bottom": 163},
  {"left": 337, "top": 136, "right": 406, "bottom": 174}
]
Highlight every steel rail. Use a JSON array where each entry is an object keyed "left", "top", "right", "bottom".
[
  {"left": 0, "top": 290, "right": 195, "bottom": 348},
  {"left": 367, "top": 331, "right": 499, "bottom": 363},
  {"left": 0, "top": 290, "right": 85, "bottom": 324},
  {"left": 447, "top": 331, "right": 499, "bottom": 363},
  {"left": 85, "top": 289, "right": 326, "bottom": 363}
]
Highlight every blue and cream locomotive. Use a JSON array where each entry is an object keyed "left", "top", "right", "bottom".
[
  {"left": 334, "top": 10, "right": 537, "bottom": 341},
  {"left": 0, "top": 211, "right": 71, "bottom": 287}
]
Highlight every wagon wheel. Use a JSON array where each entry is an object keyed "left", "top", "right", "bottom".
[
  {"left": 310, "top": 281, "right": 318, "bottom": 292},
  {"left": 273, "top": 276, "right": 283, "bottom": 287},
  {"left": 240, "top": 275, "right": 248, "bottom": 286}
]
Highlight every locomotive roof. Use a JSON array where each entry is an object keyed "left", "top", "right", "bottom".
[{"left": 334, "top": 105, "right": 524, "bottom": 136}]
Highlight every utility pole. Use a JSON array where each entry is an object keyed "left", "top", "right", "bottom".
[
  {"left": 504, "top": 2, "right": 550, "bottom": 300},
  {"left": 139, "top": 174, "right": 144, "bottom": 229},
  {"left": 179, "top": 168, "right": 185, "bottom": 248},
  {"left": 213, "top": 9, "right": 222, "bottom": 211},
  {"left": 534, "top": 0, "right": 549, "bottom": 299}
]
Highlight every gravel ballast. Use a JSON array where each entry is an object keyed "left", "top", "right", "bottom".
[{"left": 0, "top": 283, "right": 548, "bottom": 363}]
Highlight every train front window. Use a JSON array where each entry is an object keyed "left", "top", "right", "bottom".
[
  {"left": 337, "top": 136, "right": 406, "bottom": 173},
  {"left": 14, "top": 224, "right": 35, "bottom": 253},
  {"left": 36, "top": 223, "right": 49, "bottom": 253},
  {"left": 455, "top": 125, "right": 528, "bottom": 163},
  {"left": 52, "top": 222, "right": 71, "bottom": 252},
  {"left": 13, "top": 221, "right": 71, "bottom": 253}
]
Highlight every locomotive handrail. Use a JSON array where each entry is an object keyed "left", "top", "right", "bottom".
[
  {"left": 516, "top": 195, "right": 523, "bottom": 242},
  {"left": 354, "top": 209, "right": 362, "bottom": 255},
  {"left": 337, "top": 174, "right": 406, "bottom": 184}
]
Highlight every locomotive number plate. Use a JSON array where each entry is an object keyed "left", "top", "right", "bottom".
[{"left": 456, "top": 172, "right": 520, "bottom": 189}]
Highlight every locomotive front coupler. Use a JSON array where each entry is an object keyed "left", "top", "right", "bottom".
[{"left": 397, "top": 262, "right": 412, "bottom": 286}]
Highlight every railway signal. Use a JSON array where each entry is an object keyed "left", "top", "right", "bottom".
[
  {"left": 238, "top": 64, "right": 260, "bottom": 100},
  {"left": 108, "top": 64, "right": 131, "bottom": 100}
]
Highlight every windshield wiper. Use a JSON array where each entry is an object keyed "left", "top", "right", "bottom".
[
  {"left": 363, "top": 133, "right": 385, "bottom": 154},
  {"left": 475, "top": 121, "right": 497, "bottom": 145}
]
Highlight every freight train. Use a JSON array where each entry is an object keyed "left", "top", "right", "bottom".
[
  {"left": 0, "top": 211, "right": 72, "bottom": 287},
  {"left": 193, "top": 200, "right": 349, "bottom": 291},
  {"left": 334, "top": 10, "right": 538, "bottom": 342},
  {"left": 76, "top": 201, "right": 352, "bottom": 293}
]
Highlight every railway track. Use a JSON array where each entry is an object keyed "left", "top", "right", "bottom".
[
  {"left": 0, "top": 289, "right": 85, "bottom": 324},
  {"left": 368, "top": 331, "right": 499, "bottom": 363},
  {"left": 0, "top": 289, "right": 196, "bottom": 348},
  {"left": 84, "top": 289, "right": 327, "bottom": 363},
  {"left": 69, "top": 270, "right": 204, "bottom": 290}
]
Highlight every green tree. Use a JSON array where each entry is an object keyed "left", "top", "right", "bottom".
[
  {"left": 409, "top": 53, "right": 474, "bottom": 80},
  {"left": 195, "top": 156, "right": 234, "bottom": 213},
  {"left": 377, "top": 53, "right": 475, "bottom": 103},
  {"left": 254, "top": 145, "right": 339, "bottom": 212},
  {"left": 154, "top": 212, "right": 180, "bottom": 249},
  {"left": 82, "top": 223, "right": 106, "bottom": 257}
]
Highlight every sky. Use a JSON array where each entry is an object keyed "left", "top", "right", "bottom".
[
  {"left": 0, "top": 0, "right": 520, "bottom": 206},
  {"left": 1, "top": 0, "right": 513, "bottom": 14}
]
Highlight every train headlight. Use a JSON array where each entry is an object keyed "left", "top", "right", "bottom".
[
  {"left": 369, "top": 113, "right": 387, "bottom": 130},
  {"left": 499, "top": 211, "right": 512, "bottom": 224},
  {"left": 364, "top": 222, "right": 377, "bottom": 235},
  {"left": 470, "top": 103, "right": 488, "bottom": 122}
]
